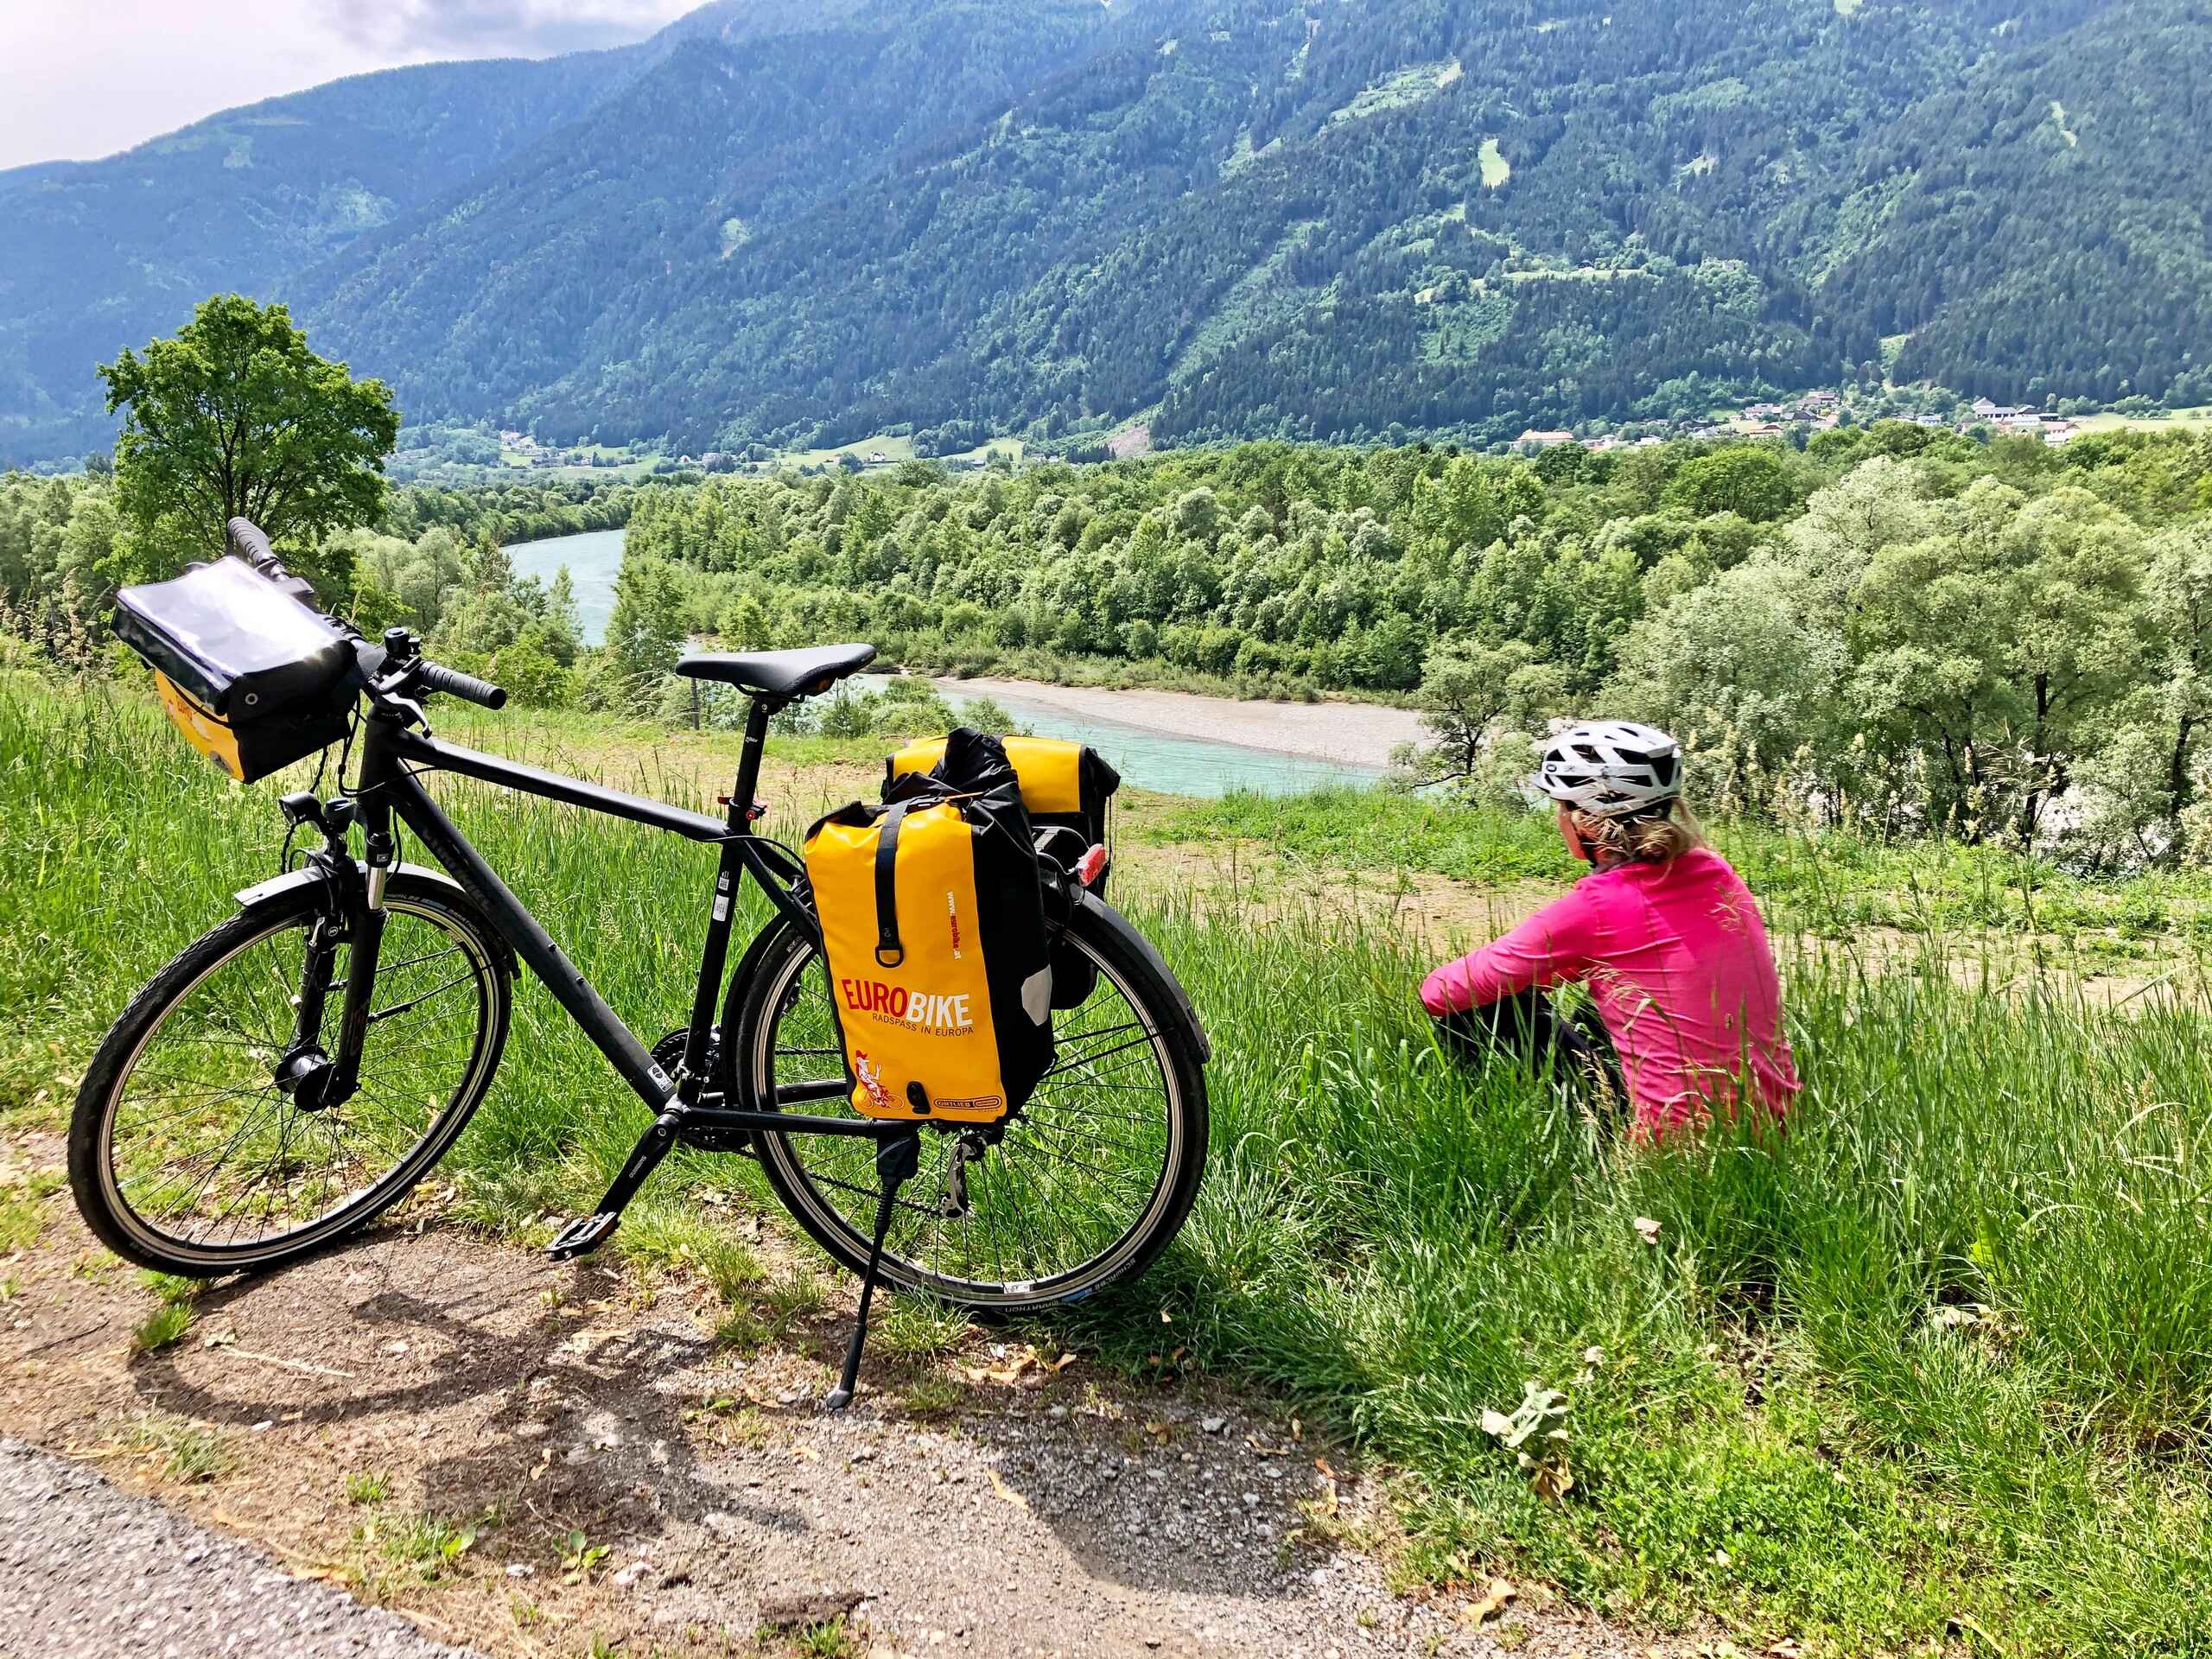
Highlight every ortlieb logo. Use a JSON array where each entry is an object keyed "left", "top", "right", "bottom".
[{"left": 840, "top": 978, "right": 973, "bottom": 1030}]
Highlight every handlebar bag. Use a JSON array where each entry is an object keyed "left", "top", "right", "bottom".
[
  {"left": 887, "top": 731, "right": 1120, "bottom": 1009},
  {"left": 112, "top": 557, "right": 354, "bottom": 784},
  {"left": 806, "top": 734, "right": 1054, "bottom": 1124}
]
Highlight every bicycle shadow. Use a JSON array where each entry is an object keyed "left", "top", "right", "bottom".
[
  {"left": 126, "top": 1222, "right": 815, "bottom": 1559},
  {"left": 111, "top": 1216, "right": 1349, "bottom": 1640}
]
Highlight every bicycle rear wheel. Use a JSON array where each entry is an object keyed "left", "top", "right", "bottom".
[{"left": 724, "top": 899, "right": 1207, "bottom": 1311}]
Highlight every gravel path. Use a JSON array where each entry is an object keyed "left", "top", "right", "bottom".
[
  {"left": 1, "top": 1127, "right": 1684, "bottom": 1658},
  {"left": 0, "top": 1436, "right": 481, "bottom": 1658}
]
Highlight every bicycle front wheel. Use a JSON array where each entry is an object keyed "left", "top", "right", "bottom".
[
  {"left": 725, "top": 898, "right": 1208, "bottom": 1311},
  {"left": 69, "top": 874, "right": 511, "bottom": 1276}
]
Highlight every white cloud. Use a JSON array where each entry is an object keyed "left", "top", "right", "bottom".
[
  {"left": 0, "top": 0, "right": 696, "bottom": 172},
  {"left": 326, "top": 0, "right": 697, "bottom": 58}
]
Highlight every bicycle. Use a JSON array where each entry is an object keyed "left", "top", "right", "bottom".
[{"left": 70, "top": 520, "right": 1211, "bottom": 1407}]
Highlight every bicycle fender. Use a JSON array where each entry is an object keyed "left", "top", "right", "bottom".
[
  {"left": 233, "top": 862, "right": 517, "bottom": 974},
  {"left": 1073, "top": 891, "right": 1211, "bottom": 1065}
]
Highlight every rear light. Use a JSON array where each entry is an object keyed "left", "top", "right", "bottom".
[{"left": 1074, "top": 843, "right": 1109, "bottom": 887}]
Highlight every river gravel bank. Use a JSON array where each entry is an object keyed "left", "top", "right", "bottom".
[{"left": 931, "top": 677, "right": 1428, "bottom": 768}]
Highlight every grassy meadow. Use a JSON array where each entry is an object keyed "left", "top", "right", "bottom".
[
  {"left": 1147, "top": 784, "right": 2212, "bottom": 966},
  {"left": 5, "top": 675, "right": 2212, "bottom": 1656}
]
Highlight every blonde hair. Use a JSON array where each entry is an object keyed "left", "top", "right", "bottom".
[{"left": 1567, "top": 798, "right": 1704, "bottom": 865}]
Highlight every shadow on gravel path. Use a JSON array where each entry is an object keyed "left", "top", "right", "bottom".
[{"left": 1, "top": 1128, "right": 1681, "bottom": 1659}]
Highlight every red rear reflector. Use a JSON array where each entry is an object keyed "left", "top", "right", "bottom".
[{"left": 1074, "top": 843, "right": 1109, "bottom": 887}]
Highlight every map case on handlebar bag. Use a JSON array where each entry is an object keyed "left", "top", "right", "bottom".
[
  {"left": 805, "top": 731, "right": 1055, "bottom": 1124},
  {"left": 886, "top": 732, "right": 1121, "bottom": 1009},
  {"left": 112, "top": 556, "right": 355, "bottom": 785}
]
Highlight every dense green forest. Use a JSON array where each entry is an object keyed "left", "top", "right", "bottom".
[
  {"left": 608, "top": 423, "right": 2212, "bottom": 864},
  {"left": 10, "top": 422, "right": 2212, "bottom": 867},
  {"left": 5, "top": 0, "right": 2209, "bottom": 465}
]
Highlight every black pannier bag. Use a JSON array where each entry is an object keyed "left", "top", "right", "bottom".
[
  {"left": 112, "top": 556, "right": 355, "bottom": 785},
  {"left": 887, "top": 730, "right": 1121, "bottom": 1007},
  {"left": 805, "top": 730, "right": 1055, "bottom": 1123}
]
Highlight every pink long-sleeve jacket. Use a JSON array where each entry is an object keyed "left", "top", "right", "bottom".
[{"left": 1420, "top": 847, "right": 1799, "bottom": 1135}]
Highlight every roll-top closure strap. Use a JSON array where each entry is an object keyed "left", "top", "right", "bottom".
[{"left": 873, "top": 801, "right": 909, "bottom": 967}]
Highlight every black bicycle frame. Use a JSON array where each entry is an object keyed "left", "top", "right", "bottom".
[
  {"left": 345, "top": 696, "right": 886, "bottom": 1147},
  {"left": 340, "top": 686, "right": 923, "bottom": 1407}
]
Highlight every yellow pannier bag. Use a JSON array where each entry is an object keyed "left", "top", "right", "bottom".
[
  {"left": 887, "top": 730, "right": 1121, "bottom": 1009},
  {"left": 887, "top": 733, "right": 1120, "bottom": 849},
  {"left": 804, "top": 743, "right": 1054, "bottom": 1122}
]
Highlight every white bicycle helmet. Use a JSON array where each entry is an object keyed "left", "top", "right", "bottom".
[{"left": 1532, "top": 720, "right": 1683, "bottom": 818}]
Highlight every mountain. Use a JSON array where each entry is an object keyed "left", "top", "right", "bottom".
[
  {"left": 3, "top": 0, "right": 2209, "bottom": 464},
  {"left": 0, "top": 49, "right": 645, "bottom": 459},
  {"left": 1829, "top": 0, "right": 2212, "bottom": 409},
  {"left": 290, "top": 0, "right": 1161, "bottom": 427}
]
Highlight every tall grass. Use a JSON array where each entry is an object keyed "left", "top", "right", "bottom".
[
  {"left": 1149, "top": 784, "right": 2212, "bottom": 948},
  {"left": 5, "top": 674, "right": 2210, "bottom": 1654},
  {"left": 1131, "top": 893, "right": 2212, "bottom": 1647}
]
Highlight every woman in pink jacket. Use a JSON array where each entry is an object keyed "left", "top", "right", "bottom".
[{"left": 1420, "top": 721, "right": 1798, "bottom": 1138}]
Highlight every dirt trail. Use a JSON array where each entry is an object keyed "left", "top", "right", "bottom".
[{"left": 2, "top": 1131, "right": 1681, "bottom": 1659}]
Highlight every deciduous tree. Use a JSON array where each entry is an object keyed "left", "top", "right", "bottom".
[{"left": 98, "top": 296, "right": 398, "bottom": 595}]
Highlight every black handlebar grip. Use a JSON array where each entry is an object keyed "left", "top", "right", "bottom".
[
  {"left": 416, "top": 659, "right": 508, "bottom": 709},
  {"left": 226, "top": 518, "right": 277, "bottom": 567}
]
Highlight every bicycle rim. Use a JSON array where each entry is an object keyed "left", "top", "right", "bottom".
[
  {"left": 94, "top": 897, "right": 500, "bottom": 1267},
  {"left": 749, "top": 925, "right": 1191, "bottom": 1306}
]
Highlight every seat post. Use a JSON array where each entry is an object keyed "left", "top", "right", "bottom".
[
  {"left": 728, "top": 695, "right": 774, "bottom": 828},
  {"left": 670, "top": 693, "right": 779, "bottom": 1095}
]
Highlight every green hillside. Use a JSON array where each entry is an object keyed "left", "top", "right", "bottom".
[
  {"left": 0, "top": 50, "right": 642, "bottom": 460},
  {"left": 3, "top": 0, "right": 2209, "bottom": 463}
]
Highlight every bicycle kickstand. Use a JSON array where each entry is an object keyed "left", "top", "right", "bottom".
[{"left": 823, "top": 1128, "right": 922, "bottom": 1412}]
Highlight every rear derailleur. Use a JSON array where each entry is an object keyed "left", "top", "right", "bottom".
[{"left": 935, "top": 1127, "right": 998, "bottom": 1217}]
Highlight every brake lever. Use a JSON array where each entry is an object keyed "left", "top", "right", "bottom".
[{"left": 367, "top": 663, "right": 432, "bottom": 734}]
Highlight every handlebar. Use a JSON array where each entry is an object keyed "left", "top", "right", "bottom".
[
  {"left": 226, "top": 517, "right": 278, "bottom": 568},
  {"left": 346, "top": 635, "right": 508, "bottom": 712},
  {"left": 416, "top": 658, "right": 508, "bottom": 709},
  {"left": 227, "top": 516, "right": 321, "bottom": 604}
]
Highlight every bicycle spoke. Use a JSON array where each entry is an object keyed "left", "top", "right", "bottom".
[
  {"left": 755, "top": 926, "right": 1180, "bottom": 1300},
  {"left": 105, "top": 901, "right": 496, "bottom": 1255},
  {"left": 367, "top": 969, "right": 479, "bottom": 1023}
]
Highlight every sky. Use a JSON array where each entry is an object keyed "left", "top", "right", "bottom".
[{"left": 0, "top": 0, "right": 702, "bottom": 171}]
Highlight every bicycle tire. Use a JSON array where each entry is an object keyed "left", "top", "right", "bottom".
[
  {"left": 722, "top": 897, "right": 1208, "bottom": 1311},
  {"left": 69, "top": 874, "right": 512, "bottom": 1276}
]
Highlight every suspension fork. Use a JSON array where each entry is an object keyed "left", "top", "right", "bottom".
[{"left": 325, "top": 797, "right": 397, "bottom": 1101}]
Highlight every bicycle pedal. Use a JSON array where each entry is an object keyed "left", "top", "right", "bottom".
[{"left": 545, "top": 1211, "right": 620, "bottom": 1261}]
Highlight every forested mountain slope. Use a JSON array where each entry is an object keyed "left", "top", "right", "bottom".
[
  {"left": 1834, "top": 0, "right": 2212, "bottom": 408},
  {"left": 290, "top": 0, "right": 1165, "bottom": 427},
  {"left": 0, "top": 50, "right": 644, "bottom": 458},
  {"left": 296, "top": 0, "right": 2212, "bottom": 453},
  {"left": 3, "top": 0, "right": 2207, "bottom": 462}
]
